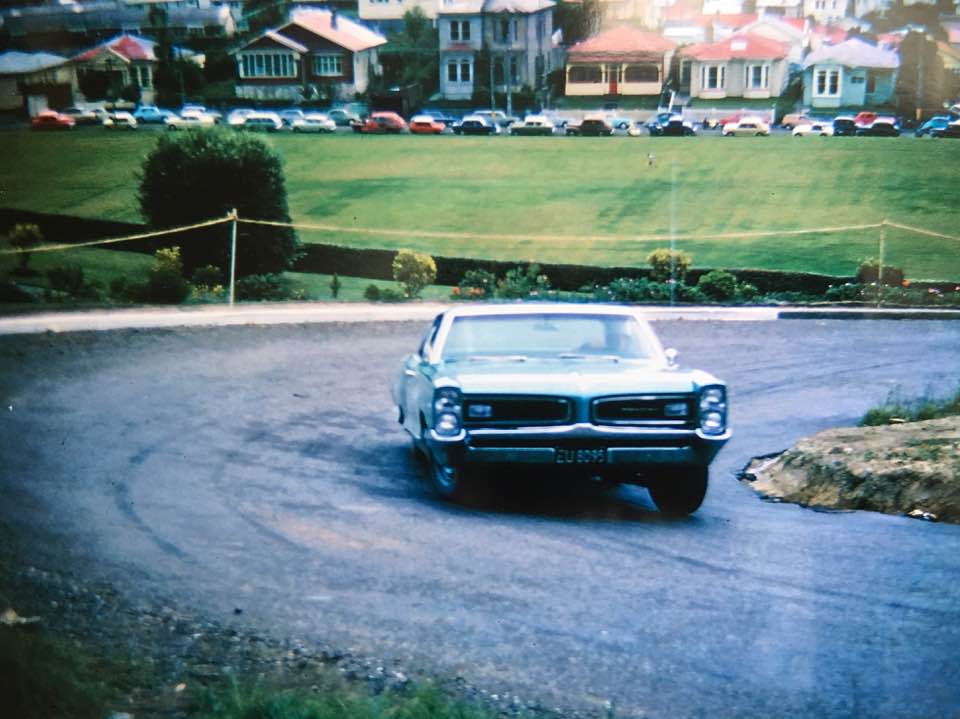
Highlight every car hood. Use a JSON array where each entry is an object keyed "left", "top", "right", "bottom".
[{"left": 436, "top": 358, "right": 719, "bottom": 396}]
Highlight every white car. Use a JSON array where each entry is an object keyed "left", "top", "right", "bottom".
[
  {"left": 291, "top": 113, "right": 337, "bottom": 133},
  {"left": 792, "top": 121, "right": 834, "bottom": 137},
  {"left": 165, "top": 113, "right": 217, "bottom": 130},
  {"left": 239, "top": 111, "right": 283, "bottom": 131},
  {"left": 227, "top": 108, "right": 256, "bottom": 127},
  {"left": 103, "top": 111, "right": 137, "bottom": 130},
  {"left": 722, "top": 117, "right": 770, "bottom": 137}
]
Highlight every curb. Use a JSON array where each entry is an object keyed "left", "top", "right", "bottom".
[{"left": 0, "top": 303, "right": 956, "bottom": 336}]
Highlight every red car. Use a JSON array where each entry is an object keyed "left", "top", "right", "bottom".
[
  {"left": 359, "top": 111, "right": 408, "bottom": 134},
  {"left": 853, "top": 111, "right": 877, "bottom": 128},
  {"left": 408, "top": 114, "right": 446, "bottom": 134},
  {"left": 30, "top": 110, "right": 76, "bottom": 130}
]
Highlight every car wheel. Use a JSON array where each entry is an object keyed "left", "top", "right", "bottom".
[
  {"left": 648, "top": 467, "right": 708, "bottom": 516},
  {"left": 428, "top": 452, "right": 477, "bottom": 502}
]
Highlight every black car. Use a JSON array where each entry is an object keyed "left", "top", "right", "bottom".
[
  {"left": 856, "top": 119, "right": 900, "bottom": 137},
  {"left": 571, "top": 117, "right": 613, "bottom": 136},
  {"left": 457, "top": 115, "right": 498, "bottom": 135},
  {"left": 832, "top": 116, "right": 857, "bottom": 136},
  {"left": 648, "top": 115, "right": 696, "bottom": 136}
]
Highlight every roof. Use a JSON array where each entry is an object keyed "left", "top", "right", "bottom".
[
  {"left": 283, "top": 9, "right": 386, "bottom": 53},
  {"left": 0, "top": 50, "right": 68, "bottom": 75},
  {"left": 483, "top": 0, "right": 555, "bottom": 12},
  {"left": 710, "top": 13, "right": 758, "bottom": 29},
  {"left": 263, "top": 30, "right": 309, "bottom": 54},
  {"left": 74, "top": 34, "right": 157, "bottom": 63},
  {"left": 680, "top": 34, "right": 788, "bottom": 61},
  {"left": 803, "top": 38, "right": 899, "bottom": 69},
  {"left": 568, "top": 26, "right": 676, "bottom": 63}
]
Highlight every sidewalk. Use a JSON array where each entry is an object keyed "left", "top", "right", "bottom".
[{"left": 0, "top": 303, "right": 956, "bottom": 336}]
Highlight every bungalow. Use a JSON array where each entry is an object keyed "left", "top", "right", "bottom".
[
  {"left": 680, "top": 34, "right": 789, "bottom": 99},
  {"left": 235, "top": 9, "right": 386, "bottom": 101},
  {"left": 0, "top": 50, "right": 77, "bottom": 114},
  {"left": 565, "top": 26, "right": 675, "bottom": 97},
  {"left": 801, "top": 38, "right": 899, "bottom": 109}
]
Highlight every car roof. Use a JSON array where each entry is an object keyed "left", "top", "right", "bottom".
[{"left": 439, "top": 303, "right": 649, "bottom": 319}]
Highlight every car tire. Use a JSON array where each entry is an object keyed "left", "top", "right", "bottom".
[
  {"left": 428, "top": 452, "right": 478, "bottom": 502},
  {"left": 648, "top": 467, "right": 708, "bottom": 516}
]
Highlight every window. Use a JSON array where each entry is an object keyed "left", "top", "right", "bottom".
[
  {"left": 510, "top": 56, "right": 518, "bottom": 84},
  {"left": 460, "top": 61, "right": 471, "bottom": 82},
  {"left": 568, "top": 65, "right": 603, "bottom": 84},
  {"left": 493, "top": 58, "right": 504, "bottom": 84},
  {"left": 624, "top": 64, "right": 659, "bottom": 83},
  {"left": 745, "top": 64, "right": 769, "bottom": 89},
  {"left": 701, "top": 64, "right": 725, "bottom": 90},
  {"left": 447, "top": 59, "right": 472, "bottom": 83},
  {"left": 314, "top": 54, "right": 343, "bottom": 77},
  {"left": 240, "top": 52, "right": 296, "bottom": 79},
  {"left": 499, "top": 19, "right": 509, "bottom": 43},
  {"left": 814, "top": 67, "right": 840, "bottom": 96},
  {"left": 137, "top": 66, "right": 152, "bottom": 89},
  {"left": 449, "top": 20, "right": 470, "bottom": 41},
  {"left": 866, "top": 71, "right": 877, "bottom": 94}
]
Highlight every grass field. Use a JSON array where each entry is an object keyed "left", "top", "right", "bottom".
[{"left": 4, "top": 128, "right": 960, "bottom": 280}]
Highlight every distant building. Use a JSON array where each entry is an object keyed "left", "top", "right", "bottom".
[
  {"left": 680, "top": 33, "right": 789, "bottom": 99},
  {"left": 802, "top": 37, "right": 899, "bottom": 108},
  {"left": 234, "top": 8, "right": 387, "bottom": 101},
  {"left": 803, "top": 0, "right": 848, "bottom": 24},
  {"left": 754, "top": 0, "right": 802, "bottom": 19},
  {"left": 0, "top": 50, "right": 77, "bottom": 113},
  {"left": 358, "top": 0, "right": 442, "bottom": 35},
  {"left": 565, "top": 26, "right": 675, "bottom": 97}
]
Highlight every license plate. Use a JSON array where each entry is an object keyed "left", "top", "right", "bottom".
[{"left": 556, "top": 447, "right": 606, "bottom": 465}]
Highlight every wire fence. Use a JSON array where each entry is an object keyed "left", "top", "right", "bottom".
[{"left": 2, "top": 211, "right": 959, "bottom": 306}]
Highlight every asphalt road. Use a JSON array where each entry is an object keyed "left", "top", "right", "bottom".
[{"left": 1, "top": 319, "right": 959, "bottom": 718}]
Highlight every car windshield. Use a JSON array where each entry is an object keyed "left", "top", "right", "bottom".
[{"left": 441, "top": 314, "right": 656, "bottom": 361}]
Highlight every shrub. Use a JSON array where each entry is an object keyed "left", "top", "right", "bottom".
[
  {"left": 857, "top": 258, "right": 905, "bottom": 287},
  {"left": 647, "top": 248, "right": 692, "bottom": 283},
  {"left": 736, "top": 282, "right": 759, "bottom": 301},
  {"left": 8, "top": 223, "right": 43, "bottom": 273},
  {"left": 141, "top": 246, "right": 190, "bottom": 304},
  {"left": 824, "top": 283, "right": 865, "bottom": 302},
  {"left": 330, "top": 273, "right": 342, "bottom": 298},
  {"left": 363, "top": 283, "right": 404, "bottom": 302},
  {"left": 47, "top": 265, "right": 85, "bottom": 295},
  {"left": 456, "top": 268, "right": 497, "bottom": 299},
  {"left": 235, "top": 273, "right": 293, "bottom": 301},
  {"left": 496, "top": 264, "right": 551, "bottom": 299},
  {"left": 392, "top": 249, "right": 437, "bottom": 298},
  {"left": 192, "top": 264, "right": 224, "bottom": 288},
  {"left": 697, "top": 269, "right": 738, "bottom": 301},
  {"left": 138, "top": 130, "right": 298, "bottom": 278},
  {"left": 364, "top": 283, "right": 381, "bottom": 301}
]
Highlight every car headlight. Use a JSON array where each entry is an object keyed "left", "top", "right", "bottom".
[
  {"left": 433, "top": 388, "right": 463, "bottom": 437},
  {"left": 698, "top": 386, "right": 727, "bottom": 435}
]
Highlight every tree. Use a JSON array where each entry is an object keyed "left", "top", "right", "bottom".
[
  {"left": 896, "top": 31, "right": 950, "bottom": 121},
  {"left": 138, "top": 130, "right": 299, "bottom": 278},
  {"left": 554, "top": 0, "right": 601, "bottom": 46},
  {"left": 377, "top": 9, "right": 439, "bottom": 96},
  {"left": 392, "top": 249, "right": 436, "bottom": 298},
  {"left": 243, "top": 0, "right": 291, "bottom": 37},
  {"left": 8, "top": 223, "right": 43, "bottom": 274}
]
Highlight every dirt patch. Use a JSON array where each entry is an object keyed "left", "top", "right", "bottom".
[{"left": 740, "top": 417, "right": 960, "bottom": 522}]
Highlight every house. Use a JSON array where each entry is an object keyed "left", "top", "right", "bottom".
[
  {"left": 802, "top": 37, "right": 899, "bottom": 108},
  {"left": 738, "top": 15, "right": 806, "bottom": 64},
  {"left": 72, "top": 34, "right": 198, "bottom": 106},
  {"left": 437, "top": 0, "right": 556, "bottom": 102},
  {"left": 680, "top": 33, "right": 789, "bottom": 99},
  {"left": 565, "top": 26, "right": 676, "bottom": 97},
  {"left": 358, "top": 0, "right": 442, "bottom": 35},
  {"left": 754, "top": 0, "right": 802, "bottom": 18},
  {"left": 234, "top": 9, "right": 387, "bottom": 101},
  {"left": 803, "top": 0, "right": 849, "bottom": 24},
  {"left": 0, "top": 50, "right": 77, "bottom": 114}
]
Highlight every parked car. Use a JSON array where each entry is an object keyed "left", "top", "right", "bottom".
[
  {"left": 780, "top": 111, "right": 813, "bottom": 129},
  {"left": 856, "top": 117, "right": 899, "bottom": 137},
  {"left": 241, "top": 111, "right": 283, "bottom": 131},
  {"left": 103, "top": 111, "right": 137, "bottom": 130},
  {"left": 418, "top": 108, "right": 459, "bottom": 127},
  {"left": 165, "top": 112, "right": 216, "bottom": 130},
  {"left": 791, "top": 121, "right": 834, "bottom": 137},
  {"left": 227, "top": 108, "right": 256, "bottom": 127},
  {"left": 30, "top": 110, "right": 75, "bottom": 130},
  {"left": 832, "top": 116, "right": 857, "bottom": 136},
  {"left": 473, "top": 109, "right": 516, "bottom": 129},
  {"left": 133, "top": 105, "right": 173, "bottom": 124},
  {"left": 180, "top": 104, "right": 221, "bottom": 123},
  {"left": 456, "top": 114, "right": 499, "bottom": 135},
  {"left": 914, "top": 116, "right": 952, "bottom": 137},
  {"left": 409, "top": 114, "right": 447, "bottom": 134},
  {"left": 291, "top": 113, "right": 337, "bottom": 133},
  {"left": 721, "top": 117, "right": 770, "bottom": 136},
  {"left": 327, "top": 107, "right": 361, "bottom": 126},
  {"left": 606, "top": 111, "right": 632, "bottom": 130},
  {"left": 509, "top": 114, "right": 555, "bottom": 136},
  {"left": 60, "top": 106, "right": 105, "bottom": 125},
  {"left": 358, "top": 111, "right": 408, "bottom": 133},
  {"left": 277, "top": 108, "right": 305, "bottom": 127},
  {"left": 391, "top": 304, "right": 730, "bottom": 514},
  {"left": 647, "top": 114, "right": 696, "bottom": 136},
  {"left": 853, "top": 111, "right": 877, "bottom": 128},
  {"left": 931, "top": 120, "right": 960, "bottom": 139},
  {"left": 570, "top": 115, "right": 613, "bottom": 136}
]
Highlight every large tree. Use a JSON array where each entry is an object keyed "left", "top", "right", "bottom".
[
  {"left": 138, "top": 130, "right": 299, "bottom": 279},
  {"left": 895, "top": 31, "right": 951, "bottom": 120},
  {"left": 377, "top": 9, "right": 440, "bottom": 96}
]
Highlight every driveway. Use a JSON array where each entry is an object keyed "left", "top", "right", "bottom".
[{"left": 1, "top": 318, "right": 958, "bottom": 718}]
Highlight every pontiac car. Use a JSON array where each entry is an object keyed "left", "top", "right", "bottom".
[{"left": 392, "top": 305, "right": 730, "bottom": 514}]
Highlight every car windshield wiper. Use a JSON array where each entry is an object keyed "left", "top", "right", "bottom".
[{"left": 557, "top": 353, "right": 621, "bottom": 362}]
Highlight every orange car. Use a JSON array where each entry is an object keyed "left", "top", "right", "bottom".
[
  {"left": 31, "top": 110, "right": 76, "bottom": 130},
  {"left": 359, "top": 111, "right": 408, "bottom": 134},
  {"left": 408, "top": 114, "right": 446, "bottom": 134}
]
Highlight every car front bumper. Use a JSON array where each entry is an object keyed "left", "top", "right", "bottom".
[{"left": 428, "top": 423, "right": 729, "bottom": 471}]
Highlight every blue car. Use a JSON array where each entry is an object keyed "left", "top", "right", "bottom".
[
  {"left": 392, "top": 304, "right": 730, "bottom": 513},
  {"left": 915, "top": 116, "right": 951, "bottom": 137}
]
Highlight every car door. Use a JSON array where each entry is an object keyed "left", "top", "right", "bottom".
[{"left": 398, "top": 315, "right": 443, "bottom": 438}]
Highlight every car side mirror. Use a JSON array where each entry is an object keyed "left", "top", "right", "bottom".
[{"left": 664, "top": 348, "right": 678, "bottom": 368}]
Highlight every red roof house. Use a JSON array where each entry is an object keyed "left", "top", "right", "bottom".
[
  {"left": 680, "top": 34, "right": 790, "bottom": 99},
  {"left": 565, "top": 26, "right": 676, "bottom": 97}
]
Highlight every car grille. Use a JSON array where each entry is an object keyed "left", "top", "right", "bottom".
[
  {"left": 463, "top": 397, "right": 571, "bottom": 427},
  {"left": 592, "top": 396, "right": 695, "bottom": 428}
]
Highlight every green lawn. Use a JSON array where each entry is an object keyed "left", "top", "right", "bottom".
[{"left": 4, "top": 128, "right": 959, "bottom": 280}]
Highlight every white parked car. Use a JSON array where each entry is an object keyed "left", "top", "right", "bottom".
[
  {"left": 291, "top": 113, "right": 337, "bottom": 133},
  {"left": 239, "top": 111, "right": 283, "bottom": 131},
  {"left": 722, "top": 117, "right": 770, "bottom": 137},
  {"left": 165, "top": 112, "right": 217, "bottom": 130},
  {"left": 227, "top": 108, "right": 256, "bottom": 127},
  {"left": 103, "top": 111, "right": 137, "bottom": 130},
  {"left": 792, "top": 121, "right": 834, "bottom": 137}
]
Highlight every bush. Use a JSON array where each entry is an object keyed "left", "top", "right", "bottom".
[
  {"left": 392, "top": 249, "right": 437, "bottom": 298},
  {"left": 455, "top": 268, "right": 497, "bottom": 299},
  {"left": 140, "top": 247, "right": 190, "bottom": 304},
  {"left": 235, "top": 273, "right": 293, "bottom": 301},
  {"left": 824, "top": 283, "right": 865, "bottom": 302},
  {"left": 363, "top": 283, "right": 404, "bottom": 302},
  {"left": 192, "top": 264, "right": 224, "bottom": 288},
  {"left": 736, "top": 282, "right": 759, "bottom": 301},
  {"left": 857, "top": 258, "right": 905, "bottom": 287},
  {"left": 363, "top": 283, "right": 381, "bottom": 301},
  {"left": 330, "top": 273, "right": 342, "bottom": 298},
  {"left": 697, "top": 269, "right": 738, "bottom": 301},
  {"left": 138, "top": 130, "right": 298, "bottom": 278},
  {"left": 647, "top": 248, "right": 692, "bottom": 283},
  {"left": 496, "top": 264, "right": 551, "bottom": 299},
  {"left": 8, "top": 223, "right": 43, "bottom": 273},
  {"left": 46, "top": 265, "right": 85, "bottom": 295}
]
